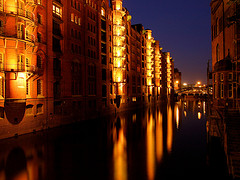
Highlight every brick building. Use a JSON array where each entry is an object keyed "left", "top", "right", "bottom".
[
  {"left": 174, "top": 68, "right": 182, "bottom": 91},
  {"left": 210, "top": 0, "right": 240, "bottom": 108},
  {"left": 0, "top": 0, "right": 174, "bottom": 139}
]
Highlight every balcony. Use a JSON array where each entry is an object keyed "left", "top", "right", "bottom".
[{"left": 4, "top": 8, "right": 35, "bottom": 23}]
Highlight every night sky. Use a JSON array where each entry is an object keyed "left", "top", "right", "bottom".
[{"left": 123, "top": 0, "right": 212, "bottom": 84}]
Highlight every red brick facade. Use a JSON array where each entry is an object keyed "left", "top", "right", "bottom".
[{"left": 0, "top": 0, "right": 174, "bottom": 139}]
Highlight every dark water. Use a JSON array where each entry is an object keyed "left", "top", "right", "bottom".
[{"left": 0, "top": 101, "right": 230, "bottom": 180}]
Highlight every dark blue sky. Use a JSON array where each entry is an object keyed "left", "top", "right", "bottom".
[{"left": 123, "top": 0, "right": 212, "bottom": 84}]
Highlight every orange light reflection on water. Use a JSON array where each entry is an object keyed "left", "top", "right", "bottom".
[
  {"left": 113, "top": 120, "right": 127, "bottom": 180},
  {"left": 156, "top": 110, "right": 163, "bottom": 163},
  {"left": 167, "top": 105, "right": 173, "bottom": 153},
  {"left": 146, "top": 112, "right": 155, "bottom": 180}
]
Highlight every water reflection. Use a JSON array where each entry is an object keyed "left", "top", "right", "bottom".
[
  {"left": 5, "top": 148, "right": 28, "bottom": 180},
  {"left": 146, "top": 110, "right": 155, "bottom": 180},
  {"left": 0, "top": 139, "right": 45, "bottom": 180},
  {"left": 113, "top": 117, "right": 127, "bottom": 180},
  {"left": 0, "top": 100, "right": 223, "bottom": 180},
  {"left": 167, "top": 105, "right": 173, "bottom": 153},
  {"left": 175, "top": 104, "right": 180, "bottom": 129},
  {"left": 156, "top": 109, "right": 163, "bottom": 163},
  {"left": 198, "top": 112, "right": 202, "bottom": 120}
]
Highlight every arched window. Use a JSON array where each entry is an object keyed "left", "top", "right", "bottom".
[
  {"left": 216, "top": 44, "right": 219, "bottom": 62},
  {"left": 37, "top": 55, "right": 42, "bottom": 68}
]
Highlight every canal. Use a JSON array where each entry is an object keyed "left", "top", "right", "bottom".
[{"left": 0, "top": 100, "right": 231, "bottom": 180}]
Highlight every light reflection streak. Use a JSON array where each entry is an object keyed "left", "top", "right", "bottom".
[
  {"left": 167, "top": 105, "right": 173, "bottom": 153},
  {"left": 198, "top": 112, "right": 202, "bottom": 120},
  {"left": 175, "top": 105, "right": 180, "bottom": 129},
  {"left": 184, "top": 110, "right": 187, "bottom": 117},
  {"left": 146, "top": 111, "right": 155, "bottom": 180},
  {"left": 203, "top": 101, "right": 206, "bottom": 114},
  {"left": 113, "top": 118, "right": 127, "bottom": 180},
  {"left": 156, "top": 110, "right": 163, "bottom": 163}
]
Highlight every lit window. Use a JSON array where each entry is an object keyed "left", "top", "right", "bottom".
[
  {"left": 220, "top": 83, "right": 224, "bottom": 98},
  {"left": 101, "top": 7, "right": 105, "bottom": 17},
  {"left": 53, "top": 5, "right": 62, "bottom": 17},
  {"left": 78, "top": 18, "right": 81, "bottom": 25},
  {"left": 71, "top": 13, "right": 74, "bottom": 22},
  {"left": 0, "top": 0, "right": 3, "bottom": 11},
  {"left": 37, "top": 0, "right": 42, "bottom": 5},
  {"left": 75, "top": 15, "right": 78, "bottom": 24},
  {"left": 220, "top": 73, "right": 224, "bottom": 81}
]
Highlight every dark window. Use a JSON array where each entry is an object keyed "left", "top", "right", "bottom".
[
  {"left": 52, "top": 37, "right": 61, "bottom": 52},
  {"left": 101, "top": 31, "right": 106, "bottom": 42},
  {"left": 102, "top": 55, "right": 106, "bottom": 65},
  {"left": 54, "top": 81, "right": 61, "bottom": 99},
  {"left": 37, "top": 55, "right": 42, "bottom": 68},
  {"left": 101, "top": 19, "right": 106, "bottom": 31},
  {"left": 102, "top": 69, "right": 106, "bottom": 81},
  {"left": 37, "top": 79, "right": 42, "bottom": 95},
  {"left": 53, "top": 20, "right": 61, "bottom": 36},
  {"left": 101, "top": 43, "right": 106, "bottom": 54},
  {"left": 37, "top": 32, "right": 42, "bottom": 43},
  {"left": 37, "top": 13, "right": 42, "bottom": 24},
  {"left": 53, "top": 58, "right": 61, "bottom": 77},
  {"left": 102, "top": 85, "right": 107, "bottom": 97}
]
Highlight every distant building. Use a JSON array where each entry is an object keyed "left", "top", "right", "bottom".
[
  {"left": 174, "top": 68, "right": 181, "bottom": 91},
  {"left": 0, "top": 0, "right": 175, "bottom": 139},
  {"left": 210, "top": 0, "right": 240, "bottom": 109}
]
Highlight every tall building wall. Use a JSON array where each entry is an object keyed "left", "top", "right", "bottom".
[
  {"left": 210, "top": 0, "right": 240, "bottom": 108},
  {"left": 0, "top": 0, "right": 175, "bottom": 139}
]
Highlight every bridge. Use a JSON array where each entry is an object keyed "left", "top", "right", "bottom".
[{"left": 175, "top": 86, "right": 209, "bottom": 100}]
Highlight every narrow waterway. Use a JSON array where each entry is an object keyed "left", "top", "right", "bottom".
[{"left": 0, "top": 100, "right": 230, "bottom": 180}]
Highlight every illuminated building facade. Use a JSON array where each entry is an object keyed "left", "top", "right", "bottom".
[
  {"left": 0, "top": 0, "right": 175, "bottom": 139},
  {"left": 161, "top": 52, "right": 174, "bottom": 98},
  {"left": 174, "top": 68, "right": 181, "bottom": 91},
  {"left": 145, "top": 30, "right": 155, "bottom": 99},
  {"left": 210, "top": 0, "right": 240, "bottom": 109}
]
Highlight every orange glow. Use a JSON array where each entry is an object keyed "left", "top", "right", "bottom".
[
  {"left": 198, "top": 112, "right": 202, "bottom": 120},
  {"left": 113, "top": 0, "right": 126, "bottom": 96},
  {"left": 156, "top": 110, "right": 163, "bottom": 163},
  {"left": 17, "top": 73, "right": 26, "bottom": 88},
  {"left": 113, "top": 120, "right": 127, "bottom": 180},
  {"left": 203, "top": 101, "right": 206, "bottom": 114},
  {"left": 11, "top": 171, "right": 28, "bottom": 180},
  {"left": 167, "top": 105, "right": 173, "bottom": 153},
  {"left": 146, "top": 112, "right": 155, "bottom": 180},
  {"left": 175, "top": 104, "right": 180, "bottom": 129},
  {"left": 132, "top": 113, "right": 136, "bottom": 122}
]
